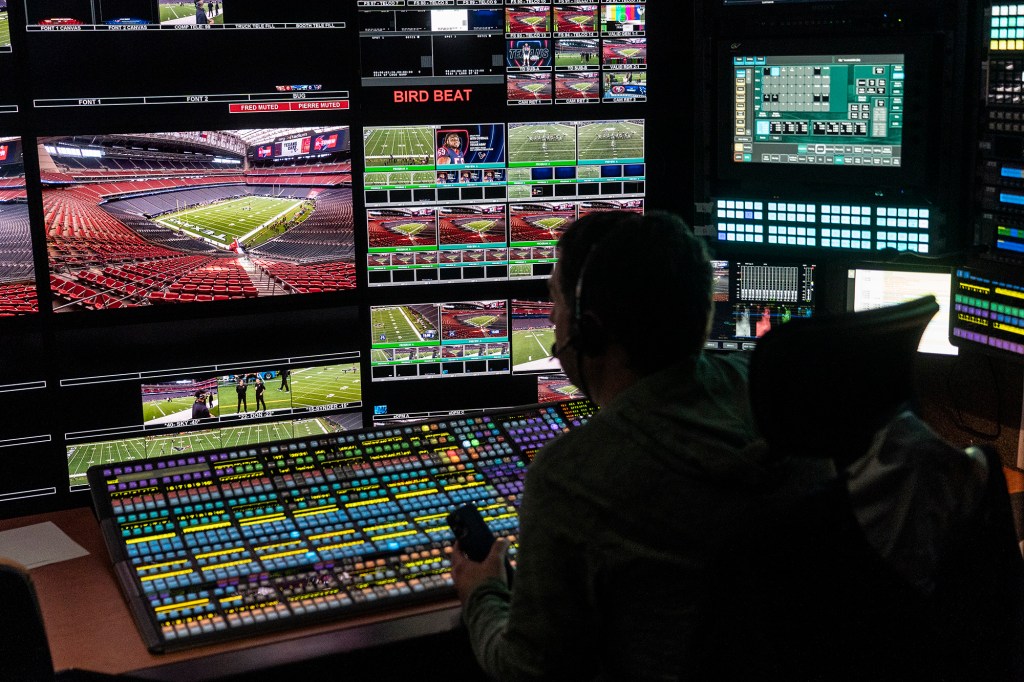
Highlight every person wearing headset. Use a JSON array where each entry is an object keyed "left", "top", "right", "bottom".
[{"left": 450, "top": 210, "right": 778, "bottom": 679}]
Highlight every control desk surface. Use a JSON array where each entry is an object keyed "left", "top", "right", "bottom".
[{"left": 87, "top": 398, "right": 596, "bottom": 653}]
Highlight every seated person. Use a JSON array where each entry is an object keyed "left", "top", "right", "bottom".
[{"left": 450, "top": 210, "right": 815, "bottom": 679}]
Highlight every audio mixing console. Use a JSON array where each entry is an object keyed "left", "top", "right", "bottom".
[{"left": 88, "top": 398, "right": 596, "bottom": 653}]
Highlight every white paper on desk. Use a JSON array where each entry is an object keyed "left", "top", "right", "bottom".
[{"left": 0, "top": 521, "right": 89, "bottom": 568}]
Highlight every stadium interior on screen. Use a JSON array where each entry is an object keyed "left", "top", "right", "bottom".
[
  {"left": 42, "top": 129, "right": 356, "bottom": 312},
  {"left": 2, "top": 2, "right": 645, "bottom": 506},
  {"left": 0, "top": 137, "right": 34, "bottom": 316}
]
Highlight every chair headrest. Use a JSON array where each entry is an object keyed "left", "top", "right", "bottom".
[{"left": 749, "top": 295, "right": 939, "bottom": 463}]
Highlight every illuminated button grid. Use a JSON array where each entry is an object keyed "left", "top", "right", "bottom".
[
  {"left": 766, "top": 225, "right": 816, "bottom": 246},
  {"left": 712, "top": 198, "right": 933, "bottom": 252},
  {"left": 820, "top": 228, "right": 872, "bottom": 250},
  {"left": 716, "top": 200, "right": 764, "bottom": 243},
  {"left": 821, "top": 204, "right": 872, "bottom": 227},
  {"left": 875, "top": 207, "right": 930, "bottom": 253},
  {"left": 954, "top": 270, "right": 1024, "bottom": 355},
  {"left": 766, "top": 202, "right": 816, "bottom": 246},
  {"left": 819, "top": 204, "right": 871, "bottom": 249},
  {"left": 992, "top": 5, "right": 1024, "bottom": 50}
]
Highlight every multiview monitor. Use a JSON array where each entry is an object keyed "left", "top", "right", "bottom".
[
  {"left": 357, "top": 3, "right": 647, "bottom": 107},
  {"left": 370, "top": 300, "right": 510, "bottom": 382},
  {"left": 363, "top": 119, "right": 644, "bottom": 285}
]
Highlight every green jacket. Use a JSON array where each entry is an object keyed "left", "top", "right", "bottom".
[{"left": 463, "top": 352, "right": 773, "bottom": 680}]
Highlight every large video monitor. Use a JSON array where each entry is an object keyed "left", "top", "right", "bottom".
[
  {"left": 39, "top": 128, "right": 355, "bottom": 313},
  {"left": 56, "top": 307, "right": 364, "bottom": 492}
]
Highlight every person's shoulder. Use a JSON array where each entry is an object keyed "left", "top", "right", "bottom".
[
  {"left": 699, "top": 350, "right": 751, "bottom": 375},
  {"left": 528, "top": 410, "right": 615, "bottom": 478}
]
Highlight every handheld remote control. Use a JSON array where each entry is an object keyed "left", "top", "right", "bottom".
[{"left": 447, "top": 503, "right": 496, "bottom": 562}]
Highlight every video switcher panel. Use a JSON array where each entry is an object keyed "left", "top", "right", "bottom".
[{"left": 88, "top": 399, "right": 596, "bottom": 653}]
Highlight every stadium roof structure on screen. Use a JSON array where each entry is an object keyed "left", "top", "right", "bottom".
[{"left": 230, "top": 128, "right": 340, "bottom": 147}]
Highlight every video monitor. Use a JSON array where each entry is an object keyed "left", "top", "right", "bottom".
[
  {"left": 511, "top": 299, "right": 562, "bottom": 374},
  {"left": 847, "top": 264, "right": 957, "bottom": 356},
  {"left": 64, "top": 353, "right": 362, "bottom": 490},
  {"left": 599, "top": 4, "right": 645, "bottom": 35},
  {"left": 141, "top": 364, "right": 360, "bottom": 426},
  {"left": 19, "top": 2, "right": 351, "bottom": 131},
  {"left": 715, "top": 36, "right": 936, "bottom": 195},
  {"left": 357, "top": 2, "right": 646, "bottom": 108},
  {"left": 508, "top": 201, "right": 573, "bottom": 279},
  {"left": 537, "top": 374, "right": 582, "bottom": 403},
  {"left": 732, "top": 53, "right": 903, "bottom": 168},
  {"left": 370, "top": 300, "right": 510, "bottom": 382},
  {"left": 706, "top": 260, "right": 816, "bottom": 351},
  {"left": 1, "top": 1, "right": 10, "bottom": 52},
  {"left": 39, "top": 128, "right": 355, "bottom": 313},
  {"left": 554, "top": 5, "right": 598, "bottom": 35},
  {"left": 68, "top": 362, "right": 362, "bottom": 491},
  {"left": 44, "top": 298, "right": 362, "bottom": 492},
  {"left": 0, "top": 137, "right": 37, "bottom": 317},
  {"left": 951, "top": 262, "right": 1024, "bottom": 361},
  {"left": 364, "top": 119, "right": 645, "bottom": 285}
]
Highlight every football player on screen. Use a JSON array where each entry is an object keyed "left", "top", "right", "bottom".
[{"left": 436, "top": 132, "right": 465, "bottom": 165}]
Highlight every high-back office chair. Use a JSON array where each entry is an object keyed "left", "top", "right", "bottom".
[
  {"left": 695, "top": 296, "right": 1024, "bottom": 681},
  {"left": 749, "top": 293, "right": 939, "bottom": 465}
]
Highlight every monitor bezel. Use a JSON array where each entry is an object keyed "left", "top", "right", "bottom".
[{"left": 712, "top": 34, "right": 939, "bottom": 198}]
